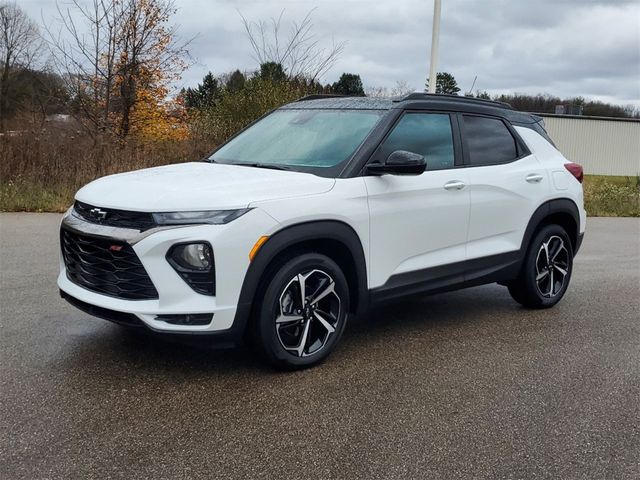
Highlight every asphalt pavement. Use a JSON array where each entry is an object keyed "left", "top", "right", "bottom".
[{"left": 1, "top": 214, "right": 639, "bottom": 479}]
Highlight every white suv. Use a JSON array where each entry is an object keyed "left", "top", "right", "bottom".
[{"left": 59, "top": 93, "right": 586, "bottom": 369}]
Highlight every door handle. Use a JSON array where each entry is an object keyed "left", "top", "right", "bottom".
[
  {"left": 443, "top": 180, "right": 466, "bottom": 191},
  {"left": 526, "top": 173, "right": 544, "bottom": 183}
]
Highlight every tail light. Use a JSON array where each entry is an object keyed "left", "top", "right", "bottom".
[{"left": 564, "top": 163, "right": 584, "bottom": 183}]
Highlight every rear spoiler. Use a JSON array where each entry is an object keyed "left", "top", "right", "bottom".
[{"left": 531, "top": 114, "right": 545, "bottom": 128}]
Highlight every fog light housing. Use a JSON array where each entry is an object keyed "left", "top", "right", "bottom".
[
  {"left": 172, "top": 243, "right": 212, "bottom": 270},
  {"left": 155, "top": 313, "right": 213, "bottom": 326},
  {"left": 167, "top": 242, "right": 215, "bottom": 295}
]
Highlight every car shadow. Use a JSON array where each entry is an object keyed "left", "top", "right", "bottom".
[
  {"left": 59, "top": 284, "right": 519, "bottom": 376},
  {"left": 351, "top": 284, "right": 515, "bottom": 330}
]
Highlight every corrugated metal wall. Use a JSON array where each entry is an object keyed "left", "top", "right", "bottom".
[{"left": 540, "top": 115, "right": 640, "bottom": 177}]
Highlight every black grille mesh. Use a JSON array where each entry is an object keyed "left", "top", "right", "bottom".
[
  {"left": 74, "top": 201, "right": 156, "bottom": 231},
  {"left": 61, "top": 229, "right": 159, "bottom": 300}
]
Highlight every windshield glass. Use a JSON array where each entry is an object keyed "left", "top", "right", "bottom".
[{"left": 210, "top": 109, "right": 384, "bottom": 170}]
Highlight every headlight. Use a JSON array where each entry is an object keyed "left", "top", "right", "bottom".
[{"left": 153, "top": 209, "right": 251, "bottom": 226}]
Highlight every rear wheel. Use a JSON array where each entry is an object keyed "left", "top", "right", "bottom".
[
  {"left": 251, "top": 253, "right": 349, "bottom": 369},
  {"left": 508, "top": 224, "right": 574, "bottom": 309}
]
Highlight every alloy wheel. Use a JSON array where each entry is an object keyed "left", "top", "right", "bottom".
[
  {"left": 535, "top": 235, "right": 570, "bottom": 298},
  {"left": 275, "top": 269, "right": 341, "bottom": 357}
]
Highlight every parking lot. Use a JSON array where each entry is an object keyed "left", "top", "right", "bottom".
[{"left": 1, "top": 214, "right": 638, "bottom": 479}]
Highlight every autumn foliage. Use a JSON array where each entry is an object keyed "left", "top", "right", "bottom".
[{"left": 44, "top": 0, "right": 190, "bottom": 141}]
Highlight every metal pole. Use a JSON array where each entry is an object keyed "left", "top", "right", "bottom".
[{"left": 427, "top": 0, "right": 441, "bottom": 94}]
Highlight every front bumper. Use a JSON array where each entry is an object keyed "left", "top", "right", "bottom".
[
  {"left": 59, "top": 290, "right": 243, "bottom": 346},
  {"left": 58, "top": 208, "right": 279, "bottom": 335}
]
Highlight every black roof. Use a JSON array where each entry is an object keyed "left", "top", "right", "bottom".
[
  {"left": 394, "top": 92, "right": 514, "bottom": 109},
  {"left": 282, "top": 93, "right": 538, "bottom": 124}
]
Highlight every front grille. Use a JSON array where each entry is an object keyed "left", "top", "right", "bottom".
[
  {"left": 73, "top": 201, "right": 156, "bottom": 231},
  {"left": 61, "top": 228, "right": 159, "bottom": 300}
]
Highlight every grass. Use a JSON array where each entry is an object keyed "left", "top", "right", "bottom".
[
  {"left": 583, "top": 175, "right": 640, "bottom": 217},
  {"left": 0, "top": 181, "right": 74, "bottom": 213},
  {"left": 1, "top": 132, "right": 638, "bottom": 217},
  {"left": 0, "top": 132, "right": 210, "bottom": 213}
]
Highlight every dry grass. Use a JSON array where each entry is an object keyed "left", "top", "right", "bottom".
[
  {"left": 0, "top": 131, "right": 212, "bottom": 212},
  {"left": 1, "top": 132, "right": 638, "bottom": 216},
  {"left": 583, "top": 175, "right": 640, "bottom": 217}
]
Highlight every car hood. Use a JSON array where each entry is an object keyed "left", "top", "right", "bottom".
[{"left": 75, "top": 162, "right": 335, "bottom": 211}]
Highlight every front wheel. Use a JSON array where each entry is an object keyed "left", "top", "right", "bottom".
[
  {"left": 508, "top": 224, "right": 574, "bottom": 309},
  {"left": 251, "top": 253, "right": 350, "bottom": 369}
]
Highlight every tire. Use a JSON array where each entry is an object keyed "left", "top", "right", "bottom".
[
  {"left": 508, "top": 224, "right": 574, "bottom": 309},
  {"left": 250, "top": 252, "right": 350, "bottom": 370}
]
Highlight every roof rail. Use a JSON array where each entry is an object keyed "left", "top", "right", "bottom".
[
  {"left": 394, "top": 92, "right": 513, "bottom": 110},
  {"left": 296, "top": 94, "right": 350, "bottom": 102}
]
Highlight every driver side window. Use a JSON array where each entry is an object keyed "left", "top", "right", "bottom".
[{"left": 379, "top": 113, "right": 455, "bottom": 171}]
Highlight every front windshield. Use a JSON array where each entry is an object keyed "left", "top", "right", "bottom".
[{"left": 210, "top": 109, "right": 384, "bottom": 170}]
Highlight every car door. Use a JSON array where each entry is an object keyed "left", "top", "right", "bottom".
[
  {"left": 364, "top": 112, "right": 471, "bottom": 290},
  {"left": 460, "top": 114, "right": 549, "bottom": 262}
]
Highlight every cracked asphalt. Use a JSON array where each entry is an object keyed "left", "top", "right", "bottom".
[{"left": 1, "top": 214, "right": 639, "bottom": 479}]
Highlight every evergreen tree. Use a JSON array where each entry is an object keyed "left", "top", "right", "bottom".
[
  {"left": 259, "top": 62, "right": 287, "bottom": 82},
  {"left": 425, "top": 72, "right": 460, "bottom": 95},
  {"left": 183, "top": 72, "right": 220, "bottom": 110},
  {"left": 331, "top": 73, "right": 365, "bottom": 96},
  {"left": 226, "top": 70, "right": 246, "bottom": 92}
]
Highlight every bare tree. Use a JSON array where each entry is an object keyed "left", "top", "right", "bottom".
[
  {"left": 391, "top": 80, "right": 414, "bottom": 97},
  {"left": 240, "top": 9, "right": 344, "bottom": 82},
  {"left": 44, "top": 0, "right": 191, "bottom": 138},
  {"left": 44, "top": 0, "right": 120, "bottom": 135},
  {"left": 365, "top": 81, "right": 414, "bottom": 98},
  {"left": 0, "top": 2, "right": 42, "bottom": 130}
]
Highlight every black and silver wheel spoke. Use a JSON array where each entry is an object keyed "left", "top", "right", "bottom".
[
  {"left": 276, "top": 269, "right": 341, "bottom": 357},
  {"left": 313, "top": 311, "right": 336, "bottom": 334},
  {"left": 292, "top": 319, "right": 312, "bottom": 357},
  {"left": 535, "top": 236, "right": 570, "bottom": 298},
  {"left": 310, "top": 279, "right": 335, "bottom": 305},
  {"left": 554, "top": 263, "right": 568, "bottom": 276},
  {"left": 275, "top": 313, "right": 304, "bottom": 324}
]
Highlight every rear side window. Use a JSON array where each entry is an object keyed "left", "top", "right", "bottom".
[
  {"left": 463, "top": 115, "right": 518, "bottom": 165},
  {"left": 379, "top": 113, "right": 455, "bottom": 170}
]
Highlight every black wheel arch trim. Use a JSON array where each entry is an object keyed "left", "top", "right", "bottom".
[
  {"left": 521, "top": 198, "right": 582, "bottom": 255},
  {"left": 232, "top": 220, "right": 369, "bottom": 340}
]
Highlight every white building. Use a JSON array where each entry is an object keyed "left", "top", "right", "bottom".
[{"left": 540, "top": 114, "right": 640, "bottom": 177}]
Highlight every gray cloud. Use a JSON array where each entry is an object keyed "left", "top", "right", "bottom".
[{"left": 22, "top": 0, "right": 640, "bottom": 105}]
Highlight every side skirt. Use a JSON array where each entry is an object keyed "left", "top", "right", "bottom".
[{"left": 369, "top": 251, "right": 521, "bottom": 305}]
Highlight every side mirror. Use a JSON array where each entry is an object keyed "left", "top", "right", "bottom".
[{"left": 366, "top": 150, "right": 426, "bottom": 176}]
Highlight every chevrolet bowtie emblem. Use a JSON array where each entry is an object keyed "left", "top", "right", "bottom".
[{"left": 89, "top": 207, "right": 108, "bottom": 221}]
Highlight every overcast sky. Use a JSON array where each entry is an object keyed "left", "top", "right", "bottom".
[{"left": 22, "top": 0, "right": 640, "bottom": 106}]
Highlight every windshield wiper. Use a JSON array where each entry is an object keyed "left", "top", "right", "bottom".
[{"left": 232, "top": 162, "right": 293, "bottom": 171}]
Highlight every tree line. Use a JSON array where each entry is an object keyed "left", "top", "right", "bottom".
[{"left": 1, "top": 1, "right": 638, "bottom": 142}]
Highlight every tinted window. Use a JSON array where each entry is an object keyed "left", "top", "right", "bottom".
[
  {"left": 379, "top": 113, "right": 455, "bottom": 170},
  {"left": 463, "top": 115, "right": 518, "bottom": 165}
]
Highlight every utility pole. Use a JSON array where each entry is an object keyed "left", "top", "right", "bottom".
[{"left": 427, "top": 0, "right": 442, "bottom": 94}]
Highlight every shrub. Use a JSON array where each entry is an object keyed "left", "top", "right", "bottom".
[
  {"left": 584, "top": 176, "right": 640, "bottom": 217},
  {"left": 190, "top": 77, "right": 323, "bottom": 145}
]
